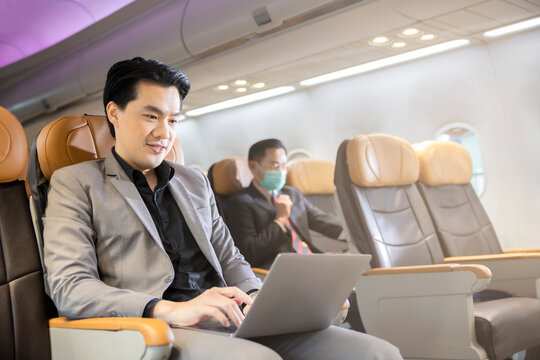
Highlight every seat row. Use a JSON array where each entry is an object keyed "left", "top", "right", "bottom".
[
  {"left": 207, "top": 136, "right": 540, "bottom": 359},
  {"left": 2, "top": 110, "right": 540, "bottom": 359}
]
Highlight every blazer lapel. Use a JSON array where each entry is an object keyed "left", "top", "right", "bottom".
[
  {"left": 168, "top": 176, "right": 223, "bottom": 277},
  {"left": 105, "top": 154, "right": 165, "bottom": 251},
  {"left": 248, "top": 183, "right": 276, "bottom": 216}
]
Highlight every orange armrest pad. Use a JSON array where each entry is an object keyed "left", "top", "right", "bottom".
[
  {"left": 503, "top": 248, "right": 540, "bottom": 254},
  {"left": 364, "top": 263, "right": 491, "bottom": 279},
  {"left": 251, "top": 267, "right": 269, "bottom": 276},
  {"left": 49, "top": 317, "right": 173, "bottom": 346},
  {"left": 444, "top": 253, "right": 540, "bottom": 262}
]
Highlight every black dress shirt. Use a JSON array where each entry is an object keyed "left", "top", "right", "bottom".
[{"left": 112, "top": 149, "right": 221, "bottom": 311}]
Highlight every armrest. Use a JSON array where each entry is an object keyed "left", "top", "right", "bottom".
[
  {"left": 364, "top": 263, "right": 491, "bottom": 279},
  {"left": 503, "top": 247, "right": 540, "bottom": 254},
  {"left": 355, "top": 264, "right": 490, "bottom": 359},
  {"left": 444, "top": 254, "right": 540, "bottom": 298},
  {"left": 49, "top": 317, "right": 173, "bottom": 346},
  {"left": 251, "top": 267, "right": 269, "bottom": 276}
]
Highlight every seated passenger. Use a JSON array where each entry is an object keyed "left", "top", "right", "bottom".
[
  {"left": 226, "top": 139, "right": 345, "bottom": 269},
  {"left": 43, "top": 57, "right": 401, "bottom": 360}
]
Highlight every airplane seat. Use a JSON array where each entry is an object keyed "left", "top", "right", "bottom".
[
  {"left": 414, "top": 140, "right": 502, "bottom": 256},
  {"left": 285, "top": 158, "right": 348, "bottom": 253},
  {"left": 207, "top": 157, "right": 252, "bottom": 218},
  {"left": 22, "top": 113, "right": 175, "bottom": 359},
  {"left": 334, "top": 133, "right": 540, "bottom": 360},
  {"left": 28, "top": 114, "right": 184, "bottom": 244},
  {"left": 0, "top": 106, "right": 52, "bottom": 359},
  {"left": 414, "top": 140, "right": 540, "bottom": 300}
]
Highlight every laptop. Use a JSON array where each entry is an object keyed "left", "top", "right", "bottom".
[{"left": 174, "top": 253, "right": 371, "bottom": 338}]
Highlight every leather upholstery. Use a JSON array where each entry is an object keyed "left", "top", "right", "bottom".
[
  {"left": 286, "top": 158, "right": 346, "bottom": 253},
  {"left": 346, "top": 134, "right": 419, "bottom": 187},
  {"left": 211, "top": 157, "right": 252, "bottom": 196},
  {"left": 474, "top": 298, "right": 540, "bottom": 360},
  {"left": 286, "top": 159, "right": 335, "bottom": 195},
  {"left": 0, "top": 107, "right": 28, "bottom": 183},
  {"left": 334, "top": 133, "right": 540, "bottom": 359},
  {"left": 336, "top": 137, "right": 443, "bottom": 268},
  {"left": 0, "top": 111, "right": 51, "bottom": 359},
  {"left": 415, "top": 140, "right": 501, "bottom": 257},
  {"left": 36, "top": 115, "right": 184, "bottom": 180},
  {"left": 414, "top": 140, "right": 472, "bottom": 186}
]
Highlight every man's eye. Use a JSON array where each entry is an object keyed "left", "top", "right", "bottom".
[
  {"left": 145, "top": 114, "right": 158, "bottom": 120},
  {"left": 169, "top": 119, "right": 179, "bottom": 125}
]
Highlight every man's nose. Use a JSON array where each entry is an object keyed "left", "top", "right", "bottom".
[{"left": 152, "top": 119, "right": 170, "bottom": 139}]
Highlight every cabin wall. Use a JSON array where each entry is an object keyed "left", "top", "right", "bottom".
[{"left": 22, "top": 28, "right": 540, "bottom": 250}]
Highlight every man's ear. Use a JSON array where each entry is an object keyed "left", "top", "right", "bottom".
[
  {"left": 106, "top": 101, "right": 120, "bottom": 127},
  {"left": 248, "top": 160, "right": 258, "bottom": 176}
]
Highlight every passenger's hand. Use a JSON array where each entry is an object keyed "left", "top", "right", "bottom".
[
  {"left": 274, "top": 194, "right": 292, "bottom": 224},
  {"left": 150, "top": 287, "right": 253, "bottom": 327}
]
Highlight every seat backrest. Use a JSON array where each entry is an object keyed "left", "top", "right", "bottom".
[
  {"left": 414, "top": 140, "right": 502, "bottom": 257},
  {"left": 334, "top": 133, "right": 444, "bottom": 268},
  {"left": 286, "top": 158, "right": 347, "bottom": 253},
  {"left": 0, "top": 107, "right": 51, "bottom": 359},
  {"left": 28, "top": 114, "right": 184, "bottom": 240},
  {"left": 208, "top": 157, "right": 252, "bottom": 217}
]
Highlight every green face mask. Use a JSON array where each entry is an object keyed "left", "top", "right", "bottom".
[{"left": 260, "top": 170, "right": 287, "bottom": 191}]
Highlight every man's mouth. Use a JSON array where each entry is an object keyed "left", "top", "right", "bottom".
[{"left": 148, "top": 144, "right": 167, "bottom": 154}]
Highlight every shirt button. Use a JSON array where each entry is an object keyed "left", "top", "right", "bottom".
[{"left": 165, "top": 275, "right": 173, "bottom": 283}]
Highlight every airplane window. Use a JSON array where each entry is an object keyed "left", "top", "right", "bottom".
[
  {"left": 436, "top": 123, "right": 485, "bottom": 196},
  {"left": 287, "top": 149, "right": 312, "bottom": 162}
]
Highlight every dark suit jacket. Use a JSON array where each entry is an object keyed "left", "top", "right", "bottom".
[{"left": 225, "top": 182, "right": 342, "bottom": 269}]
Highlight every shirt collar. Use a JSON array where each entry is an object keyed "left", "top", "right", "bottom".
[
  {"left": 112, "top": 147, "right": 175, "bottom": 189},
  {"left": 252, "top": 179, "right": 276, "bottom": 203}
]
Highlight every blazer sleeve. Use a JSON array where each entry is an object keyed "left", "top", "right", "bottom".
[
  {"left": 226, "top": 193, "right": 290, "bottom": 268},
  {"left": 43, "top": 168, "right": 155, "bottom": 319},
  {"left": 297, "top": 190, "right": 343, "bottom": 239},
  {"left": 200, "top": 174, "right": 262, "bottom": 292}
]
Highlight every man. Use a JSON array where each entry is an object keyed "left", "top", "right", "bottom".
[
  {"left": 226, "top": 139, "right": 344, "bottom": 269},
  {"left": 43, "top": 57, "right": 401, "bottom": 359}
]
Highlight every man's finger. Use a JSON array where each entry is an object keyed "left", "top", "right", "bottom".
[{"left": 216, "top": 286, "right": 253, "bottom": 305}]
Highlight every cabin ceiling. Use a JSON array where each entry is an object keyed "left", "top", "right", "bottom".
[{"left": 0, "top": 0, "right": 539, "bottom": 120}]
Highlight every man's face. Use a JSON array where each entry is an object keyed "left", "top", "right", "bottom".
[
  {"left": 107, "top": 80, "right": 181, "bottom": 173},
  {"left": 250, "top": 147, "right": 288, "bottom": 181}
]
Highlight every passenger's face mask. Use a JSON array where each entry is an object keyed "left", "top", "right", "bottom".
[{"left": 260, "top": 170, "right": 287, "bottom": 191}]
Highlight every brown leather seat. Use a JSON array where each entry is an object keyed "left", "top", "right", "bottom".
[
  {"left": 0, "top": 107, "right": 52, "bottom": 359},
  {"left": 28, "top": 114, "right": 184, "bottom": 241},
  {"left": 414, "top": 140, "right": 532, "bottom": 256},
  {"left": 207, "top": 157, "right": 253, "bottom": 217},
  {"left": 286, "top": 158, "right": 347, "bottom": 253},
  {"left": 334, "top": 133, "right": 540, "bottom": 360}
]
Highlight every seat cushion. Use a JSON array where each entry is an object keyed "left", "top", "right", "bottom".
[{"left": 474, "top": 297, "right": 540, "bottom": 360}]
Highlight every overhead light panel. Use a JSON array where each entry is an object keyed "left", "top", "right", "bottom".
[
  {"left": 186, "top": 86, "right": 295, "bottom": 117},
  {"left": 369, "top": 36, "right": 391, "bottom": 46},
  {"left": 391, "top": 42, "right": 406, "bottom": 48},
  {"left": 400, "top": 28, "right": 421, "bottom": 37},
  {"left": 253, "top": 82, "right": 266, "bottom": 89},
  {"left": 300, "top": 39, "right": 470, "bottom": 87},
  {"left": 483, "top": 16, "right": 540, "bottom": 37},
  {"left": 217, "top": 85, "right": 229, "bottom": 90},
  {"left": 235, "top": 87, "right": 247, "bottom": 93},
  {"left": 420, "top": 34, "right": 435, "bottom": 41},
  {"left": 235, "top": 79, "right": 248, "bottom": 86}
]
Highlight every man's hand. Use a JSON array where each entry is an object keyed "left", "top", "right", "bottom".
[
  {"left": 149, "top": 287, "right": 253, "bottom": 327},
  {"left": 274, "top": 194, "right": 292, "bottom": 224}
]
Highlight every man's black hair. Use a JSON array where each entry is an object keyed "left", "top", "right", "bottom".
[
  {"left": 248, "top": 139, "right": 287, "bottom": 162},
  {"left": 102, "top": 57, "right": 191, "bottom": 137}
]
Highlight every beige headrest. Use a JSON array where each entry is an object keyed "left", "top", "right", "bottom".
[
  {"left": 414, "top": 140, "right": 472, "bottom": 186},
  {"left": 346, "top": 134, "right": 419, "bottom": 187},
  {"left": 0, "top": 107, "right": 28, "bottom": 183},
  {"left": 36, "top": 115, "right": 184, "bottom": 180},
  {"left": 212, "top": 157, "right": 253, "bottom": 196},
  {"left": 286, "top": 159, "right": 335, "bottom": 195}
]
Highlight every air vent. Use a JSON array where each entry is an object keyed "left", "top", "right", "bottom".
[{"left": 253, "top": 7, "right": 272, "bottom": 27}]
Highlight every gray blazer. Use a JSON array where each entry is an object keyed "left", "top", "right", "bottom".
[{"left": 43, "top": 153, "right": 261, "bottom": 319}]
